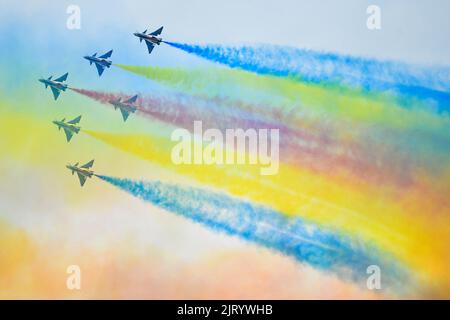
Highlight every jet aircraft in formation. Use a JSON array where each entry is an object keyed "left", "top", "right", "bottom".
[
  {"left": 109, "top": 94, "right": 139, "bottom": 121},
  {"left": 53, "top": 115, "right": 82, "bottom": 142},
  {"left": 84, "top": 50, "right": 113, "bottom": 76},
  {"left": 66, "top": 160, "right": 95, "bottom": 187},
  {"left": 134, "top": 26, "right": 163, "bottom": 54},
  {"left": 38, "top": 73, "right": 69, "bottom": 100},
  {"left": 42, "top": 25, "right": 166, "bottom": 186}
]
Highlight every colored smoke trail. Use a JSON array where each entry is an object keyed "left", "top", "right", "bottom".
[
  {"left": 76, "top": 79, "right": 450, "bottom": 193},
  {"left": 1, "top": 112, "right": 447, "bottom": 295},
  {"left": 96, "top": 174, "right": 412, "bottom": 291},
  {"left": 71, "top": 87, "right": 425, "bottom": 189},
  {"left": 164, "top": 42, "right": 450, "bottom": 110},
  {"left": 114, "top": 65, "right": 450, "bottom": 182},
  {"left": 73, "top": 87, "right": 450, "bottom": 222},
  {"left": 71, "top": 87, "right": 283, "bottom": 132},
  {"left": 114, "top": 64, "right": 285, "bottom": 108},
  {"left": 69, "top": 88, "right": 361, "bottom": 175},
  {"left": 83, "top": 128, "right": 450, "bottom": 291},
  {"left": 114, "top": 64, "right": 450, "bottom": 155},
  {"left": 115, "top": 64, "right": 450, "bottom": 131},
  {"left": 71, "top": 88, "right": 450, "bottom": 279}
]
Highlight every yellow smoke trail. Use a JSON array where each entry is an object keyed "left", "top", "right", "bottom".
[{"left": 83, "top": 129, "right": 450, "bottom": 293}]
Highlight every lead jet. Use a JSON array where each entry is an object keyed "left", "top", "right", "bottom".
[
  {"left": 53, "top": 115, "right": 81, "bottom": 142},
  {"left": 109, "top": 95, "right": 138, "bottom": 122},
  {"left": 84, "top": 50, "right": 113, "bottom": 76},
  {"left": 38, "top": 73, "right": 69, "bottom": 100},
  {"left": 66, "top": 159, "right": 95, "bottom": 187},
  {"left": 133, "top": 26, "right": 163, "bottom": 54}
]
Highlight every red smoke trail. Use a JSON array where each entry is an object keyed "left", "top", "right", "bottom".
[{"left": 71, "top": 87, "right": 415, "bottom": 189}]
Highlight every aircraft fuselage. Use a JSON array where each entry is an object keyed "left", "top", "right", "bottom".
[
  {"left": 134, "top": 33, "right": 162, "bottom": 45},
  {"left": 53, "top": 120, "right": 79, "bottom": 133},
  {"left": 110, "top": 101, "right": 137, "bottom": 113},
  {"left": 84, "top": 56, "right": 112, "bottom": 67},
  {"left": 39, "top": 79, "right": 68, "bottom": 91},
  {"left": 66, "top": 165, "right": 94, "bottom": 178}
]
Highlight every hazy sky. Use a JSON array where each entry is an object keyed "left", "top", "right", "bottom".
[
  {"left": 2, "top": 0, "right": 450, "bottom": 66},
  {"left": 1, "top": 1, "right": 449, "bottom": 299}
]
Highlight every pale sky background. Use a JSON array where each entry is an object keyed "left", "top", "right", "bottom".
[
  {"left": 0, "top": 0, "right": 449, "bottom": 298},
  {"left": 1, "top": 0, "right": 450, "bottom": 262},
  {"left": 2, "top": 0, "right": 450, "bottom": 66}
]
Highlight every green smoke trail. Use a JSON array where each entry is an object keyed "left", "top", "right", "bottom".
[
  {"left": 115, "top": 64, "right": 449, "bottom": 131},
  {"left": 115, "top": 64, "right": 450, "bottom": 169}
]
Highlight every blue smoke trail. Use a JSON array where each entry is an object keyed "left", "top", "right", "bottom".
[
  {"left": 164, "top": 42, "right": 450, "bottom": 113},
  {"left": 97, "top": 174, "right": 413, "bottom": 292}
]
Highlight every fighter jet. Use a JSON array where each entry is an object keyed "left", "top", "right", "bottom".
[
  {"left": 109, "top": 95, "right": 138, "bottom": 121},
  {"left": 84, "top": 50, "right": 113, "bottom": 76},
  {"left": 38, "top": 73, "right": 69, "bottom": 100},
  {"left": 66, "top": 160, "right": 94, "bottom": 187},
  {"left": 53, "top": 115, "right": 81, "bottom": 142},
  {"left": 133, "top": 26, "right": 163, "bottom": 54}
]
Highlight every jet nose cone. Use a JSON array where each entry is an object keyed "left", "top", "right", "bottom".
[
  {"left": 38, "top": 78, "right": 44, "bottom": 83},
  {"left": 133, "top": 32, "right": 139, "bottom": 37}
]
